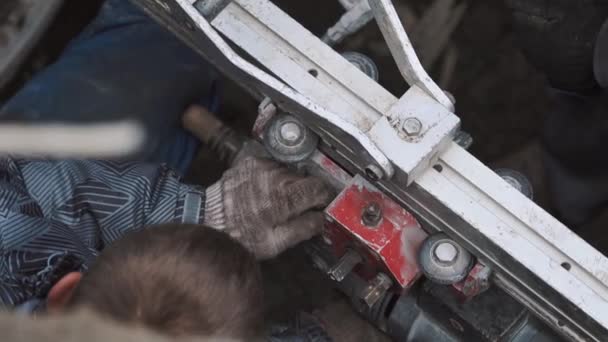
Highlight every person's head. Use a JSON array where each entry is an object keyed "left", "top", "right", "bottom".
[{"left": 47, "top": 224, "right": 264, "bottom": 339}]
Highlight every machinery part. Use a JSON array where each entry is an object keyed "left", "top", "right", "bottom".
[
  {"left": 182, "top": 65, "right": 569, "bottom": 342},
  {"left": 182, "top": 106, "right": 244, "bottom": 164},
  {"left": 310, "top": 239, "right": 561, "bottom": 341},
  {"left": 452, "top": 263, "right": 492, "bottom": 300},
  {"left": 263, "top": 114, "right": 319, "bottom": 164},
  {"left": 325, "top": 175, "right": 427, "bottom": 288},
  {"left": 327, "top": 249, "right": 363, "bottom": 282},
  {"left": 399, "top": 145, "right": 607, "bottom": 341},
  {"left": 193, "top": 0, "right": 233, "bottom": 20},
  {"left": 342, "top": 51, "right": 379, "bottom": 82},
  {"left": 367, "top": 0, "right": 454, "bottom": 109},
  {"left": 183, "top": 105, "right": 268, "bottom": 164},
  {"left": 388, "top": 296, "right": 459, "bottom": 341},
  {"left": 337, "top": 0, "right": 360, "bottom": 10},
  {"left": 401, "top": 117, "right": 422, "bottom": 137},
  {"left": 322, "top": 0, "right": 373, "bottom": 46},
  {"left": 208, "top": 0, "right": 397, "bottom": 179},
  {"left": 176, "top": 71, "right": 585, "bottom": 342},
  {"left": 305, "top": 240, "right": 395, "bottom": 325},
  {"left": 207, "top": 0, "right": 459, "bottom": 184},
  {"left": 360, "top": 272, "right": 393, "bottom": 308},
  {"left": 495, "top": 168, "right": 534, "bottom": 200},
  {"left": 453, "top": 130, "right": 473, "bottom": 149},
  {"left": 374, "top": 86, "right": 459, "bottom": 183},
  {"left": 435, "top": 242, "right": 458, "bottom": 262},
  {"left": 253, "top": 97, "right": 277, "bottom": 138},
  {"left": 361, "top": 202, "right": 382, "bottom": 227},
  {"left": 132, "top": 1, "right": 608, "bottom": 340},
  {"left": 443, "top": 90, "right": 456, "bottom": 104},
  {"left": 414, "top": 280, "right": 566, "bottom": 342},
  {"left": 419, "top": 233, "right": 474, "bottom": 285},
  {"left": 315, "top": 255, "right": 562, "bottom": 342},
  {"left": 364, "top": 164, "right": 384, "bottom": 182},
  {"left": 506, "top": 313, "right": 566, "bottom": 342}
]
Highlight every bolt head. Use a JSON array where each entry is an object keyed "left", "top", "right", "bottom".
[
  {"left": 279, "top": 121, "right": 303, "bottom": 145},
  {"left": 402, "top": 118, "right": 422, "bottom": 136},
  {"left": 365, "top": 164, "right": 384, "bottom": 181},
  {"left": 362, "top": 202, "right": 382, "bottom": 227},
  {"left": 434, "top": 242, "right": 458, "bottom": 263},
  {"left": 365, "top": 202, "right": 381, "bottom": 215}
]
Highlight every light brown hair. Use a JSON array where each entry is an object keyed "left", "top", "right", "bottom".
[{"left": 69, "top": 224, "right": 264, "bottom": 339}]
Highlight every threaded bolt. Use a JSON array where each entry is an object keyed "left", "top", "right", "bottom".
[{"left": 362, "top": 202, "right": 382, "bottom": 227}]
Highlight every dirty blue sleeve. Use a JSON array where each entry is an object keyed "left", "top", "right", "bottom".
[
  {"left": 0, "top": 0, "right": 221, "bottom": 174},
  {"left": 0, "top": 158, "right": 205, "bottom": 308}
]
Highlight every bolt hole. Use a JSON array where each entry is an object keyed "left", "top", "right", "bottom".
[
  {"left": 561, "top": 262, "right": 571, "bottom": 271},
  {"left": 557, "top": 320, "right": 565, "bottom": 327},
  {"left": 365, "top": 167, "right": 380, "bottom": 181},
  {"left": 308, "top": 69, "right": 319, "bottom": 77},
  {"left": 433, "top": 164, "right": 443, "bottom": 173}
]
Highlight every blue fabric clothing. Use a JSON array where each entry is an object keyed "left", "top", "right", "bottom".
[
  {"left": 0, "top": 0, "right": 220, "bottom": 174},
  {"left": 0, "top": 158, "right": 206, "bottom": 308}
]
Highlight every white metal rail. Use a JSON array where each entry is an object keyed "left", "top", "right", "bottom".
[{"left": 135, "top": 0, "right": 608, "bottom": 340}]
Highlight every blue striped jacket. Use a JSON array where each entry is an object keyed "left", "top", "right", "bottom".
[{"left": 0, "top": 159, "right": 205, "bottom": 308}]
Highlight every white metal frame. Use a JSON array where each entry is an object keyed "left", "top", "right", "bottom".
[
  {"left": 135, "top": 0, "right": 608, "bottom": 340},
  {"left": 212, "top": 0, "right": 460, "bottom": 184},
  {"left": 367, "top": 0, "right": 454, "bottom": 109}
]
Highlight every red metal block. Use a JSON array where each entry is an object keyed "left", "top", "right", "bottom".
[
  {"left": 452, "top": 263, "right": 492, "bottom": 300},
  {"left": 324, "top": 175, "right": 427, "bottom": 289}
]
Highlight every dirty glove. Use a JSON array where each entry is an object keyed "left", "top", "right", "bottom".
[{"left": 203, "top": 158, "right": 333, "bottom": 259}]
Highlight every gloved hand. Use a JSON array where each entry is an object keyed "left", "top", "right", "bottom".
[{"left": 203, "top": 157, "right": 333, "bottom": 260}]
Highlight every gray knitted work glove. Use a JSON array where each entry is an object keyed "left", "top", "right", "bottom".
[{"left": 204, "top": 157, "right": 333, "bottom": 260}]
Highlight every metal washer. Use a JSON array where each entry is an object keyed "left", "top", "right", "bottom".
[
  {"left": 263, "top": 114, "right": 319, "bottom": 163},
  {"left": 342, "top": 51, "right": 380, "bottom": 82},
  {"left": 418, "top": 233, "right": 474, "bottom": 285}
]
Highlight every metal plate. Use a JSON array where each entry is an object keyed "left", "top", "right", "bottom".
[{"left": 325, "top": 175, "right": 427, "bottom": 288}]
